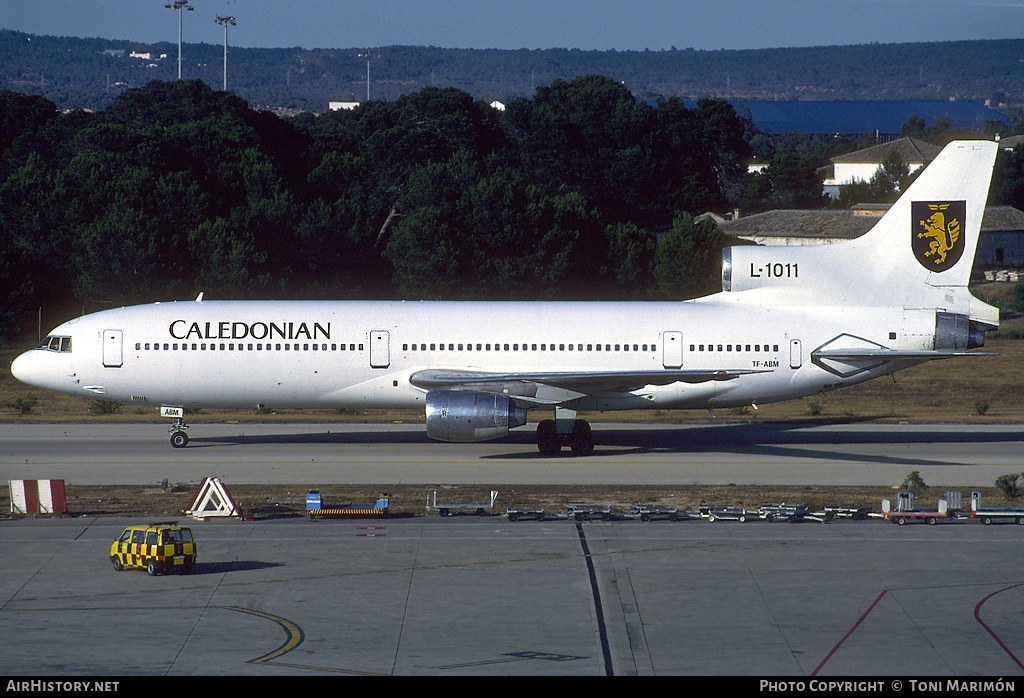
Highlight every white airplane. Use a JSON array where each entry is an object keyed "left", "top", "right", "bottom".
[{"left": 11, "top": 139, "right": 1000, "bottom": 455}]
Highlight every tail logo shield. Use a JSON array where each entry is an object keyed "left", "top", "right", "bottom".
[{"left": 912, "top": 201, "right": 965, "bottom": 271}]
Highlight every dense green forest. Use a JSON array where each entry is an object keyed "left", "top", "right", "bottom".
[
  {"left": 2, "top": 76, "right": 1023, "bottom": 345},
  {"left": 3, "top": 30, "right": 1024, "bottom": 113}
]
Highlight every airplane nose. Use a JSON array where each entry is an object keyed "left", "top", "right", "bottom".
[
  {"left": 11, "top": 351, "right": 33, "bottom": 383},
  {"left": 11, "top": 350, "right": 47, "bottom": 389}
]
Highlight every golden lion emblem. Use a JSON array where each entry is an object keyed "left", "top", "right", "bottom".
[{"left": 917, "top": 203, "right": 961, "bottom": 265}]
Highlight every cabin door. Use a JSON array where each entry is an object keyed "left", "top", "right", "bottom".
[
  {"left": 789, "top": 339, "right": 803, "bottom": 369},
  {"left": 662, "top": 331, "right": 683, "bottom": 369},
  {"left": 369, "top": 330, "right": 390, "bottom": 368},
  {"left": 102, "top": 329, "right": 123, "bottom": 368}
]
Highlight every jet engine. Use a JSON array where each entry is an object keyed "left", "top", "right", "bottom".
[
  {"left": 934, "top": 312, "right": 988, "bottom": 350},
  {"left": 425, "top": 390, "right": 527, "bottom": 442}
]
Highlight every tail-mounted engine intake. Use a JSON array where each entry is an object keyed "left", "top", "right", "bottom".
[
  {"left": 425, "top": 390, "right": 527, "bottom": 443},
  {"left": 934, "top": 312, "right": 988, "bottom": 350}
]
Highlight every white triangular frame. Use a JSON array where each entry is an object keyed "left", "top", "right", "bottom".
[{"left": 186, "top": 477, "right": 241, "bottom": 519}]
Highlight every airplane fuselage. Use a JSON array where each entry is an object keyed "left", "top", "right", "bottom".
[{"left": 13, "top": 295, "right": 915, "bottom": 414}]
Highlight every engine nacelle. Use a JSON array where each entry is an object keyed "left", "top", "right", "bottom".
[
  {"left": 935, "top": 312, "right": 988, "bottom": 350},
  {"left": 722, "top": 245, "right": 810, "bottom": 292},
  {"left": 425, "top": 390, "right": 527, "bottom": 442}
]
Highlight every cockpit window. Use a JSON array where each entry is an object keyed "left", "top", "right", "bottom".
[{"left": 36, "top": 335, "right": 72, "bottom": 353}]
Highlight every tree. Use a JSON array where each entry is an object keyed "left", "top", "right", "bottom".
[
  {"left": 995, "top": 473, "right": 1023, "bottom": 501},
  {"left": 653, "top": 215, "right": 725, "bottom": 299},
  {"left": 762, "top": 151, "right": 828, "bottom": 210},
  {"left": 900, "top": 470, "right": 929, "bottom": 498},
  {"left": 900, "top": 114, "right": 926, "bottom": 138},
  {"left": 0, "top": 91, "right": 58, "bottom": 154}
]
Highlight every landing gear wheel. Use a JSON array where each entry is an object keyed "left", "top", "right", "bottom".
[
  {"left": 569, "top": 420, "right": 594, "bottom": 456},
  {"left": 537, "top": 420, "right": 560, "bottom": 456},
  {"left": 170, "top": 431, "right": 189, "bottom": 448}
]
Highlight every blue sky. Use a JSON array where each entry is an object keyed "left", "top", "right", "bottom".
[{"left": 4, "top": 1, "right": 1023, "bottom": 51}]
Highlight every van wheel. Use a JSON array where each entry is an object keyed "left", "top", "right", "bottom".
[
  {"left": 111, "top": 556, "right": 124, "bottom": 571},
  {"left": 147, "top": 561, "right": 159, "bottom": 576}
]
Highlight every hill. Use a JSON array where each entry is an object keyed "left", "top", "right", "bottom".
[{"left": 3, "top": 30, "right": 1024, "bottom": 113}]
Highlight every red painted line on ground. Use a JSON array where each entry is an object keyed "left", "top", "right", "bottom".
[
  {"left": 973, "top": 583, "right": 1024, "bottom": 672},
  {"left": 811, "top": 589, "right": 889, "bottom": 676}
]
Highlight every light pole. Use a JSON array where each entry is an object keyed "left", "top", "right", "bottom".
[
  {"left": 166, "top": 1, "right": 194, "bottom": 80},
  {"left": 215, "top": 15, "right": 236, "bottom": 91},
  {"left": 357, "top": 51, "right": 377, "bottom": 101}
]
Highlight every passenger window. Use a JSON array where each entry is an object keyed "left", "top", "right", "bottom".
[
  {"left": 131, "top": 531, "right": 145, "bottom": 544},
  {"left": 120, "top": 530, "right": 132, "bottom": 543},
  {"left": 146, "top": 532, "right": 157, "bottom": 546}
]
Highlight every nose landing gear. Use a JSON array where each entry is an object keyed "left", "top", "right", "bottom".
[{"left": 161, "top": 407, "right": 190, "bottom": 448}]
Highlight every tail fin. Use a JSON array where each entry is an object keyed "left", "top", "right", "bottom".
[
  {"left": 847, "top": 140, "right": 997, "bottom": 293},
  {"left": 723, "top": 140, "right": 999, "bottom": 326}
]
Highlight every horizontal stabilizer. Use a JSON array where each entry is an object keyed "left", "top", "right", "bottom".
[{"left": 812, "top": 348, "right": 996, "bottom": 360}]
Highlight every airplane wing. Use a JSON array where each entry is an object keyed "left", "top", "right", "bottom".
[{"left": 410, "top": 367, "right": 772, "bottom": 405}]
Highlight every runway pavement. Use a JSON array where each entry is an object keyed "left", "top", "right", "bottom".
[
  {"left": 1, "top": 421, "right": 1023, "bottom": 487},
  {"left": 2, "top": 421, "right": 1024, "bottom": 679}
]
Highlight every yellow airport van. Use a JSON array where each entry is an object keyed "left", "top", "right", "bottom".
[{"left": 110, "top": 521, "right": 197, "bottom": 575}]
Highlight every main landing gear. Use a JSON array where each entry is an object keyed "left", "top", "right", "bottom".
[{"left": 536, "top": 407, "right": 594, "bottom": 456}]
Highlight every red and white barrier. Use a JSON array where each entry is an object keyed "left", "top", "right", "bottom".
[{"left": 9, "top": 479, "right": 67, "bottom": 515}]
